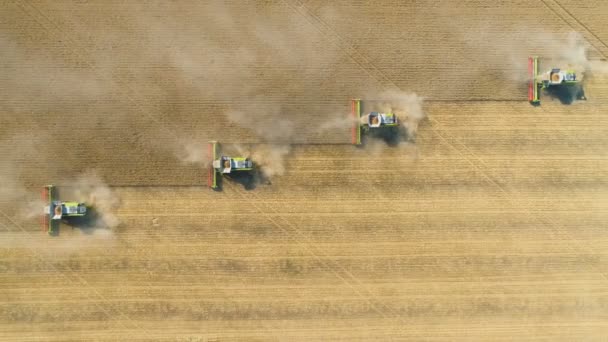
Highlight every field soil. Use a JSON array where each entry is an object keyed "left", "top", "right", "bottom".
[{"left": 1, "top": 0, "right": 608, "bottom": 341}]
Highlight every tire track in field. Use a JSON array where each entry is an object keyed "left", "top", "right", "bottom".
[
  {"left": 283, "top": 0, "right": 608, "bottom": 284},
  {"left": 223, "top": 181, "right": 407, "bottom": 323},
  {"left": 281, "top": 0, "right": 401, "bottom": 92},
  {"left": 11, "top": 1, "right": 191, "bottom": 149},
  {"left": 540, "top": 0, "right": 608, "bottom": 58},
  {"left": 428, "top": 111, "right": 608, "bottom": 283},
  {"left": 0, "top": 209, "right": 154, "bottom": 340}
]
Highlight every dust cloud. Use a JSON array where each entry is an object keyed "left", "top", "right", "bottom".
[
  {"left": 175, "top": 140, "right": 212, "bottom": 167},
  {"left": 0, "top": 130, "right": 120, "bottom": 231},
  {"left": 1, "top": 1, "right": 428, "bottom": 191},
  {"left": 62, "top": 172, "right": 121, "bottom": 230},
  {"left": 376, "top": 90, "right": 426, "bottom": 136},
  {"left": 554, "top": 32, "right": 608, "bottom": 79},
  {"left": 143, "top": 2, "right": 343, "bottom": 179},
  {"left": 458, "top": 25, "right": 607, "bottom": 83},
  {"left": 233, "top": 144, "right": 292, "bottom": 179},
  {"left": 528, "top": 32, "right": 608, "bottom": 82}
]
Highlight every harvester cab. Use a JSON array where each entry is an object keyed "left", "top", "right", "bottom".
[
  {"left": 528, "top": 56, "right": 583, "bottom": 104},
  {"left": 366, "top": 112, "right": 398, "bottom": 128},
  {"left": 212, "top": 156, "right": 253, "bottom": 174},
  {"left": 48, "top": 201, "right": 86, "bottom": 220},
  {"left": 351, "top": 99, "right": 401, "bottom": 145},
  {"left": 42, "top": 185, "right": 87, "bottom": 235},
  {"left": 208, "top": 141, "right": 254, "bottom": 189}
]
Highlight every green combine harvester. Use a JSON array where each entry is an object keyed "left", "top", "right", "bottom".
[
  {"left": 42, "top": 185, "right": 87, "bottom": 236},
  {"left": 207, "top": 141, "right": 254, "bottom": 189},
  {"left": 528, "top": 56, "right": 584, "bottom": 104},
  {"left": 351, "top": 98, "right": 400, "bottom": 145}
]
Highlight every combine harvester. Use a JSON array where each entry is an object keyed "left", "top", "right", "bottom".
[
  {"left": 42, "top": 185, "right": 87, "bottom": 236},
  {"left": 351, "top": 98, "right": 400, "bottom": 145},
  {"left": 208, "top": 141, "right": 254, "bottom": 189},
  {"left": 528, "top": 56, "right": 585, "bottom": 104}
]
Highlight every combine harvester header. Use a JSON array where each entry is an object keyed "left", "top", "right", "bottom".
[{"left": 528, "top": 56, "right": 540, "bottom": 104}]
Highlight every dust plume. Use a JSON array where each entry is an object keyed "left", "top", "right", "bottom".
[
  {"left": 143, "top": 1, "right": 345, "bottom": 158},
  {"left": 175, "top": 139, "right": 212, "bottom": 167},
  {"left": 2, "top": 1, "right": 426, "bottom": 189},
  {"left": 250, "top": 145, "right": 291, "bottom": 179},
  {"left": 458, "top": 24, "right": 607, "bottom": 82},
  {"left": 378, "top": 90, "right": 425, "bottom": 135},
  {"left": 500, "top": 31, "right": 608, "bottom": 99},
  {"left": 1, "top": 22, "right": 202, "bottom": 186},
  {"left": 318, "top": 112, "right": 359, "bottom": 132},
  {"left": 541, "top": 32, "right": 608, "bottom": 81},
  {"left": 234, "top": 144, "right": 292, "bottom": 180},
  {"left": 62, "top": 172, "right": 121, "bottom": 230},
  {"left": 0, "top": 132, "right": 120, "bottom": 236},
  {"left": 145, "top": 2, "right": 344, "bottom": 178}
]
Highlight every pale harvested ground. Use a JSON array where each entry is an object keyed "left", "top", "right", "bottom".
[{"left": 1, "top": 1, "right": 608, "bottom": 341}]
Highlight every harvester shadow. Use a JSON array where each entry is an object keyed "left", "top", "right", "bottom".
[
  {"left": 62, "top": 207, "right": 112, "bottom": 235},
  {"left": 49, "top": 220, "right": 60, "bottom": 237},
  {"left": 224, "top": 170, "right": 263, "bottom": 191},
  {"left": 546, "top": 85, "right": 587, "bottom": 105},
  {"left": 212, "top": 174, "right": 223, "bottom": 192},
  {"left": 362, "top": 126, "right": 411, "bottom": 146}
]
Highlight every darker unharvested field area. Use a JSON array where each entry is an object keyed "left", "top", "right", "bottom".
[{"left": 1, "top": 1, "right": 608, "bottom": 341}]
